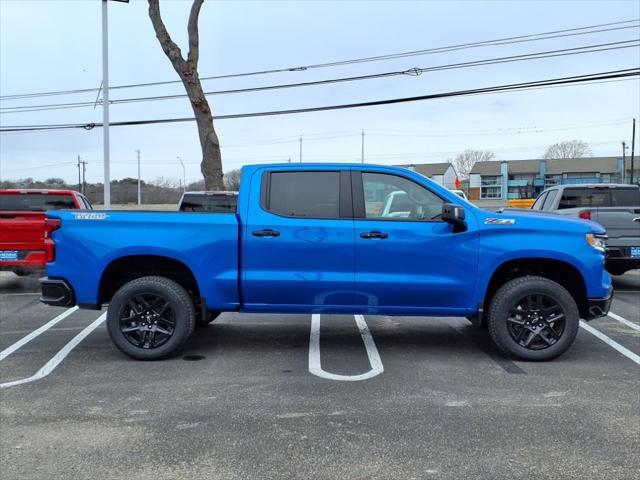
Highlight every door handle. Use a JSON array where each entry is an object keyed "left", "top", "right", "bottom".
[
  {"left": 633, "top": 217, "right": 640, "bottom": 222},
  {"left": 360, "top": 231, "right": 389, "bottom": 239},
  {"left": 252, "top": 229, "right": 280, "bottom": 237}
]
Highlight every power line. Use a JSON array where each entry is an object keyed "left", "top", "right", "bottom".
[
  {"left": 2, "top": 140, "right": 624, "bottom": 174},
  {"left": 2, "top": 69, "right": 638, "bottom": 134},
  {"left": 1, "top": 19, "right": 638, "bottom": 101},
  {"left": 2, "top": 39, "right": 638, "bottom": 114}
]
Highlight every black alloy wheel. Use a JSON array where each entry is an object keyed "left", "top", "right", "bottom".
[
  {"left": 107, "top": 276, "right": 195, "bottom": 360},
  {"left": 487, "top": 276, "right": 579, "bottom": 361},
  {"left": 120, "top": 293, "right": 176, "bottom": 349},
  {"left": 506, "top": 294, "right": 566, "bottom": 350}
]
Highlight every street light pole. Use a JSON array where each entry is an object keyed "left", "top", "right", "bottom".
[
  {"left": 136, "top": 149, "right": 141, "bottom": 205},
  {"left": 622, "top": 141, "right": 627, "bottom": 183},
  {"left": 299, "top": 136, "right": 303, "bottom": 163},
  {"left": 100, "top": 0, "right": 129, "bottom": 208},
  {"left": 177, "top": 156, "right": 185, "bottom": 193},
  {"left": 101, "top": 0, "right": 111, "bottom": 208},
  {"left": 631, "top": 118, "right": 636, "bottom": 184}
]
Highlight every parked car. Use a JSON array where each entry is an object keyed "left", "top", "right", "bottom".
[
  {"left": 40, "top": 164, "right": 611, "bottom": 361},
  {"left": 178, "top": 191, "right": 238, "bottom": 213},
  {"left": 0, "top": 189, "right": 91, "bottom": 275},
  {"left": 449, "top": 189, "right": 469, "bottom": 201},
  {"left": 532, "top": 184, "right": 640, "bottom": 275}
]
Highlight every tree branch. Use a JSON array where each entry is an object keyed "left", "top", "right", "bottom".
[
  {"left": 148, "top": 0, "right": 187, "bottom": 71},
  {"left": 187, "top": 0, "right": 204, "bottom": 67}
]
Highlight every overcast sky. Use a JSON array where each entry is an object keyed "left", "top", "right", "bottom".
[{"left": 1, "top": 0, "right": 639, "bottom": 185}]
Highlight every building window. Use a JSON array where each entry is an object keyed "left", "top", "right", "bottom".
[
  {"left": 481, "top": 175, "right": 501, "bottom": 186},
  {"left": 480, "top": 175, "right": 502, "bottom": 199},
  {"left": 481, "top": 186, "right": 502, "bottom": 199},
  {"left": 545, "top": 175, "right": 561, "bottom": 186}
]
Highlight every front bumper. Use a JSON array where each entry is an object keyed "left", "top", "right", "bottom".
[
  {"left": 39, "top": 277, "right": 75, "bottom": 307},
  {"left": 585, "top": 287, "right": 613, "bottom": 320}
]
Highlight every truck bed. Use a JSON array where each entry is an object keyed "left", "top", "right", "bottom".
[{"left": 46, "top": 211, "right": 240, "bottom": 310}]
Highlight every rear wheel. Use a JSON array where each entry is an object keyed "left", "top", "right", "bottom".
[
  {"left": 487, "top": 276, "right": 579, "bottom": 361},
  {"left": 106, "top": 276, "right": 195, "bottom": 360}
]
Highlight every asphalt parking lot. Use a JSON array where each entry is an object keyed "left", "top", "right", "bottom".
[{"left": 0, "top": 271, "right": 638, "bottom": 480}]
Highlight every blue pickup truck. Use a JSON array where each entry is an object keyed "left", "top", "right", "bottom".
[{"left": 40, "top": 164, "right": 612, "bottom": 361}]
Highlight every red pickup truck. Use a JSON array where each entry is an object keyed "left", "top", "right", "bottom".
[{"left": 0, "top": 189, "right": 91, "bottom": 275}]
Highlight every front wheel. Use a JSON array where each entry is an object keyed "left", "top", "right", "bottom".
[
  {"left": 106, "top": 276, "right": 195, "bottom": 360},
  {"left": 487, "top": 276, "right": 579, "bottom": 361}
]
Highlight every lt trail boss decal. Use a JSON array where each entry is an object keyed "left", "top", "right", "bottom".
[{"left": 71, "top": 212, "right": 109, "bottom": 220}]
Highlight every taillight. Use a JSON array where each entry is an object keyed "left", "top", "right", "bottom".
[
  {"left": 44, "top": 218, "right": 61, "bottom": 262},
  {"left": 578, "top": 210, "right": 591, "bottom": 220}
]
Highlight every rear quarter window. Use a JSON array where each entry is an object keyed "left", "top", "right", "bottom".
[{"left": 0, "top": 194, "right": 76, "bottom": 211}]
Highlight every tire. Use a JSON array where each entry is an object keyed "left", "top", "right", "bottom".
[
  {"left": 106, "top": 276, "right": 195, "bottom": 360},
  {"left": 196, "top": 311, "right": 220, "bottom": 327},
  {"left": 487, "top": 276, "right": 579, "bottom": 361}
]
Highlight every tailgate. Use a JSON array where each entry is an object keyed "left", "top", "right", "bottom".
[
  {"left": 0, "top": 212, "right": 46, "bottom": 265},
  {"left": 593, "top": 208, "right": 640, "bottom": 247}
]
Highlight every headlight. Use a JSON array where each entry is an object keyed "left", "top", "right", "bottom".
[{"left": 585, "top": 233, "right": 607, "bottom": 252}]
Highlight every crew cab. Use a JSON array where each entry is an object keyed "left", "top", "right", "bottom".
[
  {"left": 532, "top": 184, "right": 640, "bottom": 275},
  {"left": 0, "top": 189, "right": 91, "bottom": 275},
  {"left": 40, "top": 164, "right": 612, "bottom": 361}
]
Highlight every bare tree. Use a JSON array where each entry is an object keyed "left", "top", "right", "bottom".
[
  {"left": 453, "top": 149, "right": 496, "bottom": 179},
  {"left": 223, "top": 168, "right": 242, "bottom": 191},
  {"left": 148, "top": 0, "right": 223, "bottom": 190},
  {"left": 543, "top": 140, "right": 593, "bottom": 159}
]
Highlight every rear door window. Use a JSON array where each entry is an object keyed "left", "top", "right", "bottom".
[
  {"left": 0, "top": 194, "right": 76, "bottom": 211},
  {"left": 265, "top": 171, "right": 341, "bottom": 218}
]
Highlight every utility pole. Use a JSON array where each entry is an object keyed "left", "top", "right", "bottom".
[
  {"left": 299, "top": 136, "right": 303, "bottom": 163},
  {"left": 631, "top": 118, "right": 636, "bottom": 184},
  {"left": 622, "top": 141, "right": 627, "bottom": 183},
  {"left": 136, "top": 149, "right": 141, "bottom": 205},
  {"left": 82, "top": 159, "right": 87, "bottom": 195},
  {"left": 77, "top": 155, "right": 82, "bottom": 192},
  {"left": 361, "top": 129, "right": 365, "bottom": 163}
]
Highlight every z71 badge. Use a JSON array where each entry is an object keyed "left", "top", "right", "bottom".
[{"left": 485, "top": 218, "right": 515, "bottom": 225}]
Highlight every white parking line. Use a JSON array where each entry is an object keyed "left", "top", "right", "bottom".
[
  {"left": 0, "top": 313, "right": 106, "bottom": 389},
  {"left": 607, "top": 312, "right": 640, "bottom": 332},
  {"left": 309, "top": 314, "right": 384, "bottom": 381},
  {"left": 0, "top": 306, "right": 79, "bottom": 361},
  {"left": 579, "top": 321, "right": 640, "bottom": 365}
]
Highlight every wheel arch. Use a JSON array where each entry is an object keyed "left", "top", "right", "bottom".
[
  {"left": 98, "top": 254, "right": 200, "bottom": 305},
  {"left": 482, "top": 257, "right": 588, "bottom": 321}
]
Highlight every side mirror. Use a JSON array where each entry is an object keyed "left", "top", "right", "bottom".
[{"left": 442, "top": 203, "right": 467, "bottom": 232}]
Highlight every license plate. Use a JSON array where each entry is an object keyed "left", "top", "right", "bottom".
[
  {"left": 631, "top": 247, "right": 640, "bottom": 258},
  {"left": 0, "top": 250, "right": 19, "bottom": 262}
]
